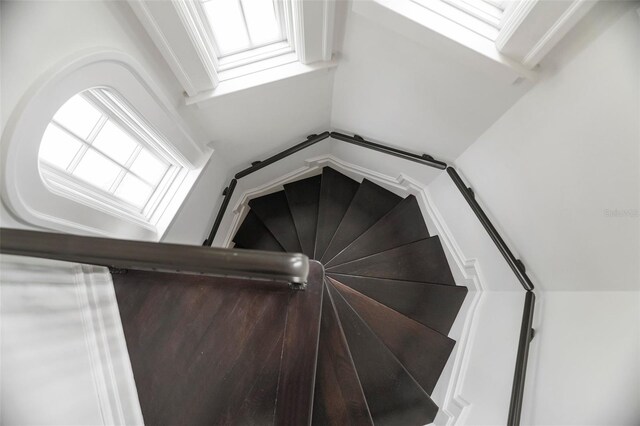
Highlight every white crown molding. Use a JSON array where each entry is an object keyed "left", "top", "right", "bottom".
[
  {"left": 216, "top": 155, "right": 485, "bottom": 424},
  {"left": 74, "top": 265, "right": 144, "bottom": 426}
]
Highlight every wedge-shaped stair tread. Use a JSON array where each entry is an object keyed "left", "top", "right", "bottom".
[
  {"left": 327, "top": 281, "right": 439, "bottom": 425},
  {"left": 315, "top": 168, "right": 359, "bottom": 259},
  {"left": 284, "top": 175, "right": 321, "bottom": 257},
  {"left": 328, "top": 274, "right": 467, "bottom": 335},
  {"left": 330, "top": 278, "right": 455, "bottom": 395},
  {"left": 326, "top": 195, "right": 429, "bottom": 268},
  {"left": 321, "top": 179, "right": 402, "bottom": 263},
  {"left": 249, "top": 191, "right": 302, "bottom": 253},
  {"left": 328, "top": 236, "right": 455, "bottom": 285},
  {"left": 312, "top": 284, "right": 373, "bottom": 426},
  {"left": 233, "top": 210, "right": 285, "bottom": 252}
]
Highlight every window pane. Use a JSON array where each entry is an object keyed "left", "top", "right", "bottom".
[
  {"left": 39, "top": 124, "right": 83, "bottom": 170},
  {"left": 203, "top": 0, "right": 251, "bottom": 55},
  {"left": 92, "top": 120, "right": 138, "bottom": 165},
  {"left": 73, "top": 149, "right": 121, "bottom": 191},
  {"left": 53, "top": 94, "right": 102, "bottom": 139},
  {"left": 241, "top": 0, "right": 281, "bottom": 45},
  {"left": 130, "top": 149, "right": 169, "bottom": 186},
  {"left": 114, "top": 173, "right": 153, "bottom": 209}
]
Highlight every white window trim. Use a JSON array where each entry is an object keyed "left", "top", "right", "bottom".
[
  {"left": 128, "top": 0, "right": 336, "bottom": 104},
  {"left": 353, "top": 0, "right": 597, "bottom": 82},
  {"left": 1, "top": 49, "right": 212, "bottom": 241}
]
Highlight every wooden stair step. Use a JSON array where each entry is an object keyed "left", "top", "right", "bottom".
[
  {"left": 233, "top": 210, "right": 285, "bottom": 252},
  {"left": 327, "top": 236, "right": 456, "bottom": 285},
  {"left": 284, "top": 175, "right": 321, "bottom": 258},
  {"left": 326, "top": 280, "right": 439, "bottom": 425},
  {"left": 329, "top": 277, "right": 455, "bottom": 395},
  {"left": 249, "top": 191, "right": 302, "bottom": 253},
  {"left": 325, "top": 195, "right": 429, "bottom": 268},
  {"left": 321, "top": 179, "right": 402, "bottom": 264},
  {"left": 326, "top": 274, "right": 467, "bottom": 335},
  {"left": 312, "top": 283, "right": 373, "bottom": 426},
  {"left": 315, "top": 167, "right": 359, "bottom": 260}
]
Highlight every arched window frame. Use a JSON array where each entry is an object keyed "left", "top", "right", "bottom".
[{"left": 1, "top": 50, "right": 212, "bottom": 241}]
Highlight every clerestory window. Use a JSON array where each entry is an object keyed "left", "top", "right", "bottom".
[{"left": 38, "top": 88, "right": 186, "bottom": 222}]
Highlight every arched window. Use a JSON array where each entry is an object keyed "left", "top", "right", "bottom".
[
  {"left": 1, "top": 51, "right": 211, "bottom": 241},
  {"left": 39, "top": 88, "right": 186, "bottom": 223}
]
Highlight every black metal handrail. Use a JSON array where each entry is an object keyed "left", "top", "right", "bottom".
[
  {"left": 203, "top": 129, "right": 537, "bottom": 425},
  {"left": 447, "top": 167, "right": 534, "bottom": 291},
  {"left": 508, "top": 291, "right": 536, "bottom": 425},
  {"left": 0, "top": 228, "right": 310, "bottom": 286}
]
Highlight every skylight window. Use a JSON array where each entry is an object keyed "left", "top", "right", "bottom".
[
  {"left": 201, "top": 0, "right": 286, "bottom": 57},
  {"left": 38, "top": 89, "right": 181, "bottom": 220},
  {"left": 412, "top": 0, "right": 506, "bottom": 40}
]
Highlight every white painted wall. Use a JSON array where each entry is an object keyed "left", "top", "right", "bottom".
[
  {"left": 453, "top": 2, "right": 639, "bottom": 293},
  {"left": 0, "top": 255, "right": 142, "bottom": 425},
  {"left": 523, "top": 291, "right": 640, "bottom": 426},
  {"left": 330, "top": 6, "right": 532, "bottom": 162},
  {"left": 442, "top": 3, "right": 640, "bottom": 425}
]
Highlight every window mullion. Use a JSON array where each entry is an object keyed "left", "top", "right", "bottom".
[
  {"left": 86, "top": 115, "right": 108, "bottom": 144},
  {"left": 110, "top": 145, "right": 143, "bottom": 193},
  {"left": 237, "top": 0, "right": 254, "bottom": 49}
]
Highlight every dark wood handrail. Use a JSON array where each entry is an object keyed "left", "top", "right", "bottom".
[{"left": 0, "top": 228, "right": 309, "bottom": 286}]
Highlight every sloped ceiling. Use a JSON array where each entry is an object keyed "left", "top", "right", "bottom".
[
  {"left": 0, "top": 0, "right": 536, "bottom": 172},
  {"left": 185, "top": 2, "right": 535, "bottom": 168}
]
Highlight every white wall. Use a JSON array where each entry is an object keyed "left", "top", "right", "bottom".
[
  {"left": 330, "top": 6, "right": 532, "bottom": 162},
  {"left": 447, "top": 3, "right": 640, "bottom": 425},
  {"left": 0, "top": 255, "right": 142, "bottom": 425},
  {"left": 524, "top": 291, "right": 640, "bottom": 426},
  {"left": 454, "top": 2, "right": 639, "bottom": 292}
]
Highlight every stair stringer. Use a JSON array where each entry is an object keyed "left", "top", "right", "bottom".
[{"left": 214, "top": 153, "right": 485, "bottom": 425}]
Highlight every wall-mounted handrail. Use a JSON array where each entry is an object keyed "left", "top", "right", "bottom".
[
  {"left": 203, "top": 129, "right": 536, "bottom": 425},
  {"left": 508, "top": 291, "right": 536, "bottom": 426},
  {"left": 204, "top": 178, "right": 237, "bottom": 246},
  {"left": 330, "top": 132, "right": 448, "bottom": 169},
  {"left": 447, "top": 167, "right": 534, "bottom": 291},
  {"left": 0, "top": 228, "right": 309, "bottom": 286},
  {"left": 235, "top": 132, "right": 331, "bottom": 179}
]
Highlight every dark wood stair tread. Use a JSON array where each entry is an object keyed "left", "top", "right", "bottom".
[
  {"left": 314, "top": 167, "right": 360, "bottom": 260},
  {"left": 326, "top": 274, "right": 467, "bottom": 335},
  {"left": 330, "top": 277, "right": 455, "bottom": 395},
  {"left": 327, "top": 281, "right": 439, "bottom": 425},
  {"left": 233, "top": 210, "right": 285, "bottom": 252},
  {"left": 321, "top": 179, "right": 402, "bottom": 264},
  {"left": 249, "top": 191, "right": 302, "bottom": 253},
  {"left": 325, "top": 195, "right": 429, "bottom": 268},
  {"left": 327, "top": 236, "right": 456, "bottom": 285},
  {"left": 312, "top": 283, "right": 373, "bottom": 426},
  {"left": 284, "top": 175, "right": 321, "bottom": 258}
]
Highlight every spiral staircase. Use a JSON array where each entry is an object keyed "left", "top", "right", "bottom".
[{"left": 233, "top": 166, "right": 468, "bottom": 425}]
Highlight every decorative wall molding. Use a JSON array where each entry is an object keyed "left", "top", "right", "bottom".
[
  {"left": 74, "top": 265, "right": 144, "bottom": 426},
  {"left": 216, "top": 154, "right": 485, "bottom": 424},
  {"left": 0, "top": 255, "right": 142, "bottom": 425}
]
